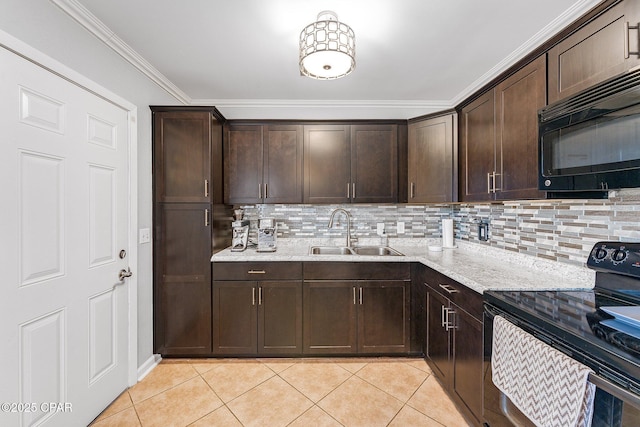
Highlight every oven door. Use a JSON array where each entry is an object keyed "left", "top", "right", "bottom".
[
  {"left": 483, "top": 304, "right": 534, "bottom": 427},
  {"left": 483, "top": 302, "right": 640, "bottom": 427}
]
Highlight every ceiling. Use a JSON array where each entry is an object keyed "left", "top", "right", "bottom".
[{"left": 60, "top": 0, "right": 601, "bottom": 119}]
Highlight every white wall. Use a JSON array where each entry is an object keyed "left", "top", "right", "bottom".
[{"left": 0, "top": 0, "right": 179, "bottom": 370}]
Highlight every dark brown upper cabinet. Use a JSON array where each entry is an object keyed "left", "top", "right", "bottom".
[
  {"left": 460, "top": 90, "right": 496, "bottom": 202},
  {"left": 495, "top": 54, "right": 546, "bottom": 200},
  {"left": 350, "top": 124, "right": 398, "bottom": 203},
  {"left": 224, "top": 124, "right": 303, "bottom": 204},
  {"left": 153, "top": 111, "right": 213, "bottom": 203},
  {"left": 408, "top": 114, "right": 457, "bottom": 203},
  {"left": 303, "top": 124, "right": 398, "bottom": 204},
  {"left": 460, "top": 55, "right": 546, "bottom": 202},
  {"left": 548, "top": 0, "right": 640, "bottom": 103}
]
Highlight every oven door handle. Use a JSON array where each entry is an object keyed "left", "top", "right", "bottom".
[{"left": 588, "top": 373, "right": 640, "bottom": 410}]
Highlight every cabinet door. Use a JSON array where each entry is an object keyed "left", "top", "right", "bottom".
[
  {"left": 258, "top": 281, "right": 303, "bottom": 355},
  {"left": 154, "top": 204, "right": 212, "bottom": 355},
  {"left": 452, "top": 306, "right": 484, "bottom": 426},
  {"left": 495, "top": 55, "right": 546, "bottom": 200},
  {"left": 408, "top": 115, "right": 456, "bottom": 203},
  {"left": 548, "top": 1, "right": 640, "bottom": 103},
  {"left": 303, "top": 281, "right": 357, "bottom": 354},
  {"left": 264, "top": 125, "right": 303, "bottom": 203},
  {"left": 357, "top": 280, "right": 410, "bottom": 354},
  {"left": 212, "top": 281, "right": 257, "bottom": 355},
  {"left": 303, "top": 125, "right": 351, "bottom": 203},
  {"left": 154, "top": 111, "right": 211, "bottom": 203},
  {"left": 459, "top": 91, "right": 495, "bottom": 202},
  {"left": 410, "top": 264, "right": 427, "bottom": 355},
  {"left": 225, "top": 125, "right": 263, "bottom": 204},
  {"left": 350, "top": 124, "right": 398, "bottom": 203},
  {"left": 426, "top": 287, "right": 450, "bottom": 383}
]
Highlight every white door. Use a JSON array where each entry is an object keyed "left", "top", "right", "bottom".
[{"left": 0, "top": 46, "right": 130, "bottom": 426}]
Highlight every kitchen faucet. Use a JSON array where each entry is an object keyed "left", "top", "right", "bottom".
[{"left": 328, "top": 208, "right": 353, "bottom": 248}]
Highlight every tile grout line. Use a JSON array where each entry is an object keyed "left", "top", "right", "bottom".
[
  {"left": 188, "top": 364, "right": 245, "bottom": 427},
  {"left": 275, "top": 359, "right": 356, "bottom": 426}
]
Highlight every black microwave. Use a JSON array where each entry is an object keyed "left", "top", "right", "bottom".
[{"left": 539, "top": 69, "right": 640, "bottom": 197}]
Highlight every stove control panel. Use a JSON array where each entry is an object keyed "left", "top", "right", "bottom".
[{"left": 587, "top": 241, "right": 640, "bottom": 277}]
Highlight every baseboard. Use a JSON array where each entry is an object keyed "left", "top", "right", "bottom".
[{"left": 137, "top": 354, "right": 162, "bottom": 382}]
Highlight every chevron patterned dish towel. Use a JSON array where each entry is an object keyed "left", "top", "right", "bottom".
[{"left": 492, "top": 315, "right": 596, "bottom": 427}]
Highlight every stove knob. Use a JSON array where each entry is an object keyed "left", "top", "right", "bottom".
[
  {"left": 612, "top": 249, "right": 627, "bottom": 262},
  {"left": 594, "top": 247, "right": 608, "bottom": 260}
]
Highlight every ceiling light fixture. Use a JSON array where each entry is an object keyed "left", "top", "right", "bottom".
[{"left": 299, "top": 10, "right": 355, "bottom": 80}]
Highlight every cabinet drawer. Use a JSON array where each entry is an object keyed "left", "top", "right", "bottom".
[
  {"left": 423, "top": 268, "right": 483, "bottom": 319},
  {"left": 303, "top": 262, "right": 410, "bottom": 280},
  {"left": 213, "top": 262, "right": 302, "bottom": 281}
]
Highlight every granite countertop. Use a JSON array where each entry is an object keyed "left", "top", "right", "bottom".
[{"left": 211, "top": 238, "right": 595, "bottom": 294}]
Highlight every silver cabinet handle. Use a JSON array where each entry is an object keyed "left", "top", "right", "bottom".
[
  {"left": 248, "top": 270, "right": 266, "bottom": 274},
  {"left": 444, "top": 307, "right": 457, "bottom": 331},
  {"left": 204, "top": 209, "right": 210, "bottom": 227},
  {"left": 441, "top": 305, "right": 447, "bottom": 328},
  {"left": 439, "top": 283, "right": 458, "bottom": 294},
  {"left": 625, "top": 22, "right": 640, "bottom": 58},
  {"left": 252, "top": 287, "right": 256, "bottom": 306},
  {"left": 346, "top": 183, "right": 350, "bottom": 199},
  {"left": 258, "top": 184, "right": 262, "bottom": 199},
  {"left": 359, "top": 287, "right": 363, "bottom": 305},
  {"left": 258, "top": 287, "right": 263, "bottom": 305},
  {"left": 410, "top": 182, "right": 415, "bottom": 199},
  {"left": 493, "top": 172, "right": 501, "bottom": 192},
  {"left": 264, "top": 183, "right": 268, "bottom": 199},
  {"left": 204, "top": 179, "right": 209, "bottom": 197},
  {"left": 352, "top": 183, "right": 356, "bottom": 200},
  {"left": 353, "top": 287, "right": 357, "bottom": 305}
]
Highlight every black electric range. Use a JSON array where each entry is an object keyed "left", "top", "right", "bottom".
[{"left": 484, "top": 241, "right": 640, "bottom": 426}]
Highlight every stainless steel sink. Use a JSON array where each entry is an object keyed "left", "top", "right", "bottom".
[
  {"left": 352, "top": 246, "right": 404, "bottom": 256},
  {"left": 309, "top": 246, "right": 354, "bottom": 255},
  {"left": 308, "top": 246, "right": 403, "bottom": 256}
]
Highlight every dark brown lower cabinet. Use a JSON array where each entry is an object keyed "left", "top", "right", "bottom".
[
  {"left": 303, "top": 262, "right": 410, "bottom": 356},
  {"left": 212, "top": 280, "right": 303, "bottom": 355},
  {"left": 212, "top": 281, "right": 257, "bottom": 355},
  {"left": 426, "top": 287, "right": 450, "bottom": 380},
  {"left": 424, "top": 269, "right": 484, "bottom": 427},
  {"left": 451, "top": 304, "right": 483, "bottom": 426},
  {"left": 358, "top": 281, "right": 410, "bottom": 353},
  {"left": 154, "top": 203, "right": 212, "bottom": 356},
  {"left": 303, "top": 281, "right": 358, "bottom": 354},
  {"left": 211, "top": 262, "right": 303, "bottom": 356}
]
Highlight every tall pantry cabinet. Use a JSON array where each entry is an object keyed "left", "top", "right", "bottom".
[{"left": 151, "top": 107, "right": 230, "bottom": 356}]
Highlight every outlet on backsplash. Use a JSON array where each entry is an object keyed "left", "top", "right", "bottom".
[{"left": 478, "top": 220, "right": 489, "bottom": 241}]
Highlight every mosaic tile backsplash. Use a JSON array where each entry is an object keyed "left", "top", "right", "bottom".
[{"left": 238, "top": 188, "right": 640, "bottom": 267}]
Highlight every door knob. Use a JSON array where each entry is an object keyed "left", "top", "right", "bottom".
[{"left": 118, "top": 267, "right": 133, "bottom": 282}]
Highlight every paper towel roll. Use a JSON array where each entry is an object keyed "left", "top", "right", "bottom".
[{"left": 442, "top": 218, "right": 454, "bottom": 248}]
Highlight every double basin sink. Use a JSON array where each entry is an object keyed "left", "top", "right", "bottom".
[{"left": 309, "top": 246, "right": 404, "bottom": 256}]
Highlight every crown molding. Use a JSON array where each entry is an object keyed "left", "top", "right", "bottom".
[
  {"left": 50, "top": 0, "right": 192, "bottom": 104},
  {"left": 192, "top": 99, "right": 452, "bottom": 109},
  {"left": 450, "top": 0, "right": 603, "bottom": 106},
  {"left": 192, "top": 99, "right": 452, "bottom": 119},
  {"left": 50, "top": 0, "right": 602, "bottom": 117}
]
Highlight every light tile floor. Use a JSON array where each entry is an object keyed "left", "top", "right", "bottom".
[{"left": 91, "top": 357, "right": 471, "bottom": 427}]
